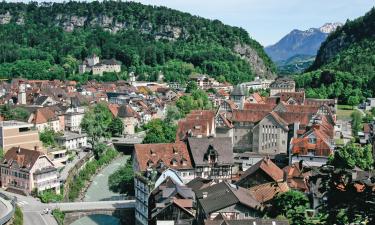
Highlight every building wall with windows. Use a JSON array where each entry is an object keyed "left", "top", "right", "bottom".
[{"left": 253, "top": 116, "right": 288, "bottom": 155}]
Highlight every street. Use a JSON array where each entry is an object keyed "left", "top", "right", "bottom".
[{"left": 0, "top": 190, "right": 58, "bottom": 225}]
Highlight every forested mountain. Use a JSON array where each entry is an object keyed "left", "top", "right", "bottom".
[
  {"left": 295, "top": 8, "right": 375, "bottom": 104},
  {"left": 0, "top": 1, "right": 275, "bottom": 84},
  {"left": 276, "top": 54, "right": 315, "bottom": 75}
]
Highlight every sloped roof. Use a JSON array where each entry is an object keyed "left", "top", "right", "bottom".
[
  {"left": 237, "top": 157, "right": 284, "bottom": 184},
  {"left": 186, "top": 177, "right": 215, "bottom": 192},
  {"left": 117, "top": 104, "right": 140, "bottom": 118},
  {"left": 196, "top": 182, "right": 262, "bottom": 214},
  {"left": 32, "top": 107, "right": 59, "bottom": 124},
  {"left": 1, "top": 147, "right": 43, "bottom": 171},
  {"left": 231, "top": 110, "right": 268, "bottom": 123},
  {"left": 134, "top": 142, "right": 192, "bottom": 172},
  {"left": 187, "top": 137, "right": 233, "bottom": 166},
  {"left": 248, "top": 182, "right": 289, "bottom": 203}
]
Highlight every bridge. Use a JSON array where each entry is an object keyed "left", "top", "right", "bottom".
[
  {"left": 51, "top": 200, "right": 136, "bottom": 225},
  {"left": 111, "top": 133, "right": 145, "bottom": 154}
]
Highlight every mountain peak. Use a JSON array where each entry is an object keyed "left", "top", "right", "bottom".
[{"left": 319, "top": 22, "right": 343, "bottom": 33}]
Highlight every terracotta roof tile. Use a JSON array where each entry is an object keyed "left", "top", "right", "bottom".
[
  {"left": 134, "top": 142, "right": 192, "bottom": 172},
  {"left": 248, "top": 182, "right": 289, "bottom": 203}
]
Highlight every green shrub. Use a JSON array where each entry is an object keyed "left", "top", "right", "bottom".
[
  {"left": 67, "top": 147, "right": 119, "bottom": 201},
  {"left": 52, "top": 209, "right": 65, "bottom": 225},
  {"left": 13, "top": 206, "right": 23, "bottom": 225},
  {"left": 38, "top": 189, "right": 63, "bottom": 203}
]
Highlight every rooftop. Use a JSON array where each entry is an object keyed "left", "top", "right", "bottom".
[{"left": 0, "top": 120, "right": 33, "bottom": 128}]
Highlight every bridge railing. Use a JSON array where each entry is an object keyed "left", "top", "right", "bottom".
[{"left": 0, "top": 193, "right": 16, "bottom": 225}]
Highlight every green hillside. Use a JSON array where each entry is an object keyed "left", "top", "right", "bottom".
[
  {"left": 0, "top": 1, "right": 275, "bottom": 84},
  {"left": 295, "top": 7, "right": 375, "bottom": 103}
]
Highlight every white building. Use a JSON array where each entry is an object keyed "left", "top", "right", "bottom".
[
  {"left": 240, "top": 77, "right": 274, "bottom": 92},
  {"left": 55, "top": 132, "right": 87, "bottom": 150},
  {"left": 134, "top": 168, "right": 184, "bottom": 225},
  {"left": 79, "top": 54, "right": 121, "bottom": 76}
]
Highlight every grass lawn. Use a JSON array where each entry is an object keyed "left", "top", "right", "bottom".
[{"left": 337, "top": 105, "right": 355, "bottom": 121}]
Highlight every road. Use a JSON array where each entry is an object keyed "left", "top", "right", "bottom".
[
  {"left": 60, "top": 151, "right": 88, "bottom": 181},
  {"left": 0, "top": 190, "right": 58, "bottom": 225}
]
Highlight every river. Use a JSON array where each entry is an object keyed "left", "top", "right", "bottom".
[{"left": 71, "top": 155, "right": 129, "bottom": 225}]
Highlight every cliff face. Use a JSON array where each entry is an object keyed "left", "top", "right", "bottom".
[{"left": 234, "top": 44, "right": 275, "bottom": 79}]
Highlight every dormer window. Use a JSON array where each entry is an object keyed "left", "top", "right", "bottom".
[
  {"left": 157, "top": 159, "right": 165, "bottom": 168},
  {"left": 150, "top": 149, "right": 156, "bottom": 156},
  {"left": 181, "top": 158, "right": 187, "bottom": 166},
  {"left": 170, "top": 158, "right": 178, "bottom": 166},
  {"left": 308, "top": 137, "right": 317, "bottom": 144},
  {"left": 173, "top": 147, "right": 178, "bottom": 155},
  {"left": 147, "top": 159, "right": 154, "bottom": 167},
  {"left": 205, "top": 144, "right": 218, "bottom": 163}
]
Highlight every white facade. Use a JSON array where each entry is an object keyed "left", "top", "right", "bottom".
[
  {"left": 36, "top": 120, "right": 61, "bottom": 133},
  {"left": 134, "top": 169, "right": 185, "bottom": 225},
  {"left": 55, "top": 132, "right": 87, "bottom": 150}
]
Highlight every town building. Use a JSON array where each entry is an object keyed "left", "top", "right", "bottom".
[
  {"left": 195, "top": 181, "right": 263, "bottom": 224},
  {"left": 240, "top": 77, "right": 274, "bottom": 92},
  {"left": 269, "top": 77, "right": 296, "bottom": 96},
  {"left": 64, "top": 97, "right": 85, "bottom": 133},
  {"left": 148, "top": 177, "right": 195, "bottom": 225},
  {"left": 187, "top": 137, "right": 234, "bottom": 181},
  {"left": 28, "top": 107, "right": 61, "bottom": 132},
  {"left": 134, "top": 168, "right": 186, "bottom": 225},
  {"left": 189, "top": 74, "right": 219, "bottom": 90},
  {"left": 176, "top": 110, "right": 216, "bottom": 141},
  {"left": 290, "top": 115, "right": 335, "bottom": 167},
  {"left": 0, "top": 147, "right": 60, "bottom": 195},
  {"left": 0, "top": 121, "right": 43, "bottom": 153},
  {"left": 362, "top": 98, "right": 375, "bottom": 111},
  {"left": 236, "top": 157, "right": 283, "bottom": 189},
  {"left": 55, "top": 131, "right": 87, "bottom": 150},
  {"left": 79, "top": 54, "right": 121, "bottom": 76},
  {"left": 47, "top": 148, "right": 69, "bottom": 167}
]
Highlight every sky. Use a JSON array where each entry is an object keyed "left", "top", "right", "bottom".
[{"left": 128, "top": 0, "right": 375, "bottom": 46}]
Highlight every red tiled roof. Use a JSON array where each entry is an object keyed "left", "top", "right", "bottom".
[
  {"left": 134, "top": 142, "right": 192, "bottom": 172},
  {"left": 276, "top": 92, "right": 305, "bottom": 105},
  {"left": 243, "top": 103, "right": 276, "bottom": 111},
  {"left": 108, "top": 104, "right": 119, "bottom": 117},
  {"left": 2, "top": 147, "right": 44, "bottom": 171},
  {"left": 248, "top": 182, "right": 289, "bottom": 203},
  {"left": 238, "top": 157, "right": 284, "bottom": 183},
  {"left": 32, "top": 108, "right": 59, "bottom": 124},
  {"left": 231, "top": 110, "right": 268, "bottom": 123}
]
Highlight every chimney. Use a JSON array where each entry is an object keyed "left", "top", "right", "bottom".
[
  {"left": 34, "top": 145, "right": 39, "bottom": 151},
  {"left": 202, "top": 192, "right": 208, "bottom": 199}
]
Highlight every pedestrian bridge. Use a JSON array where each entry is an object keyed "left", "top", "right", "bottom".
[{"left": 52, "top": 200, "right": 135, "bottom": 225}]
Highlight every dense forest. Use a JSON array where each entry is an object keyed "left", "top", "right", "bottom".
[
  {"left": 0, "top": 1, "right": 275, "bottom": 84},
  {"left": 295, "top": 7, "right": 375, "bottom": 104}
]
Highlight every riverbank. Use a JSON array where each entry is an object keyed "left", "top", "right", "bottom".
[
  {"left": 66, "top": 148, "right": 119, "bottom": 201},
  {"left": 84, "top": 155, "right": 129, "bottom": 201}
]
